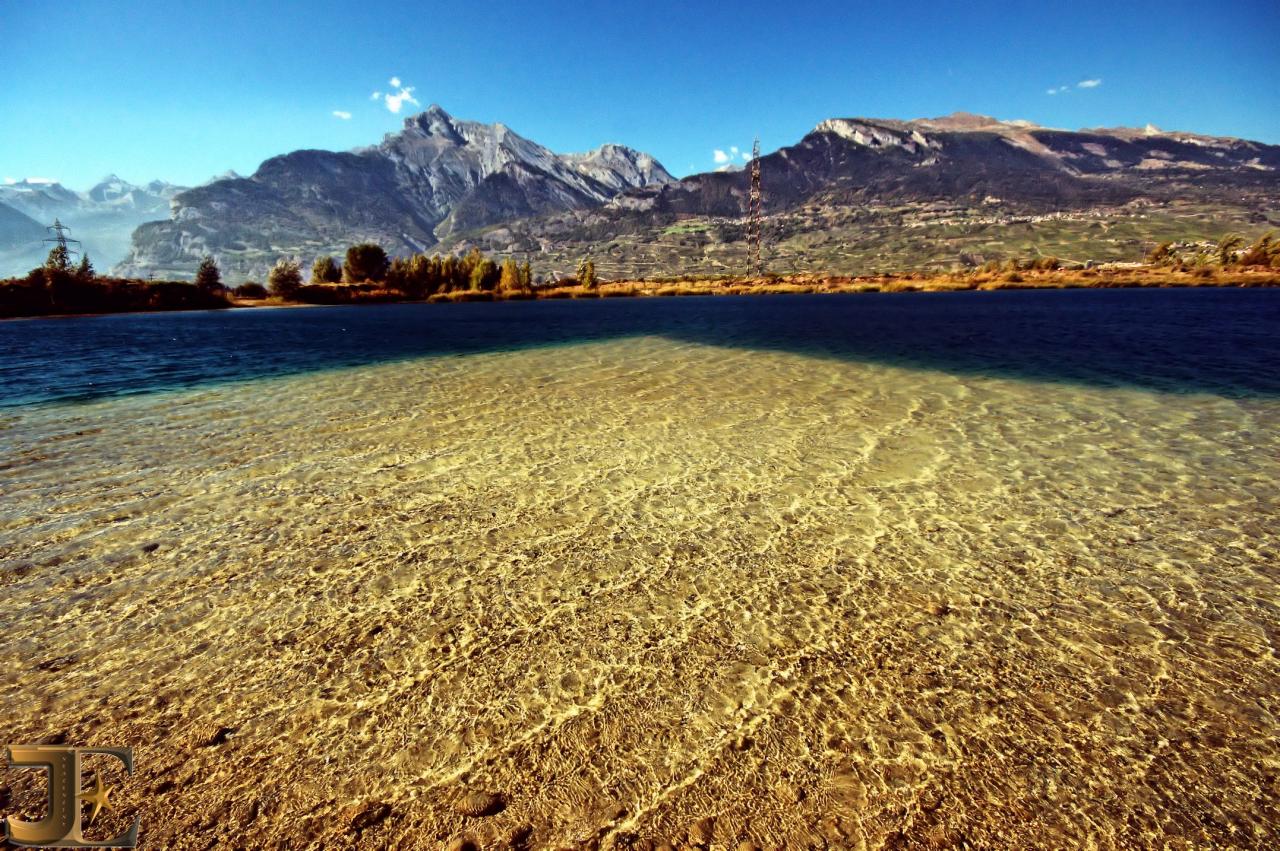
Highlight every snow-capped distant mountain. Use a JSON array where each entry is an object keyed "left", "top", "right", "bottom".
[
  {"left": 85, "top": 174, "right": 184, "bottom": 211},
  {"left": 0, "top": 176, "right": 187, "bottom": 276},
  {"left": 0, "top": 179, "right": 85, "bottom": 218}
]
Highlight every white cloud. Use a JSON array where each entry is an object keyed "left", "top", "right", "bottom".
[
  {"left": 385, "top": 87, "right": 418, "bottom": 113},
  {"left": 332, "top": 110, "right": 352, "bottom": 120},
  {"left": 366, "top": 78, "right": 422, "bottom": 114},
  {"left": 376, "top": 77, "right": 420, "bottom": 114},
  {"left": 25, "top": 177, "right": 58, "bottom": 184},
  {"left": 1046, "top": 85, "right": 1070, "bottom": 95},
  {"left": 1078, "top": 78, "right": 1102, "bottom": 89},
  {"left": 712, "top": 143, "right": 759, "bottom": 165},
  {"left": 2, "top": 177, "right": 14, "bottom": 184}
]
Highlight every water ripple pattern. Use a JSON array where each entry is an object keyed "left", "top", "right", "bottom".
[{"left": 0, "top": 292, "right": 1278, "bottom": 849}]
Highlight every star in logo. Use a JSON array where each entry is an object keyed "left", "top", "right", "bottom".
[{"left": 80, "top": 772, "right": 116, "bottom": 825}]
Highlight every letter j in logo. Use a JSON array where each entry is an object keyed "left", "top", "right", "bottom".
[{"left": 4, "top": 746, "right": 139, "bottom": 848}]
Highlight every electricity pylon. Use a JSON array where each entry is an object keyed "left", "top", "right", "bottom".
[
  {"left": 43, "top": 218, "right": 82, "bottom": 264},
  {"left": 746, "top": 138, "right": 763, "bottom": 278}
]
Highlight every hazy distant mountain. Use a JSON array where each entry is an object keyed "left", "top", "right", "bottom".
[
  {"left": 0, "top": 202, "right": 45, "bottom": 250},
  {"left": 0, "top": 177, "right": 186, "bottom": 276},
  {"left": 0, "top": 180, "right": 85, "bottom": 219},
  {"left": 0, "top": 202, "right": 48, "bottom": 278},
  {"left": 445, "top": 112, "right": 1280, "bottom": 277},
  {"left": 116, "top": 105, "right": 675, "bottom": 280}
]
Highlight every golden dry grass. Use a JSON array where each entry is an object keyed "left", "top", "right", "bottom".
[
  {"left": 572, "top": 266, "right": 1280, "bottom": 301},
  {"left": 219, "top": 265, "right": 1280, "bottom": 313}
]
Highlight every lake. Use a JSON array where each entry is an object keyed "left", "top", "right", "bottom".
[{"left": 1, "top": 290, "right": 1277, "bottom": 848}]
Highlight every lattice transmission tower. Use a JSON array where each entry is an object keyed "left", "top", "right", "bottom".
[
  {"left": 43, "top": 218, "right": 82, "bottom": 264},
  {"left": 745, "top": 138, "right": 763, "bottom": 278}
]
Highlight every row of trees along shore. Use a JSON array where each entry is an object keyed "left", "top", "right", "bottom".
[
  {"left": 1147, "top": 232, "right": 1280, "bottom": 270},
  {"left": 0, "top": 245, "right": 230, "bottom": 318},
  {"left": 4, "top": 231, "right": 1276, "bottom": 319},
  {"left": 248, "top": 244, "right": 597, "bottom": 302},
  {"left": 1, "top": 240, "right": 598, "bottom": 316}
]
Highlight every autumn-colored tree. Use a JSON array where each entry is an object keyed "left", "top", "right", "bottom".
[
  {"left": 441, "top": 254, "right": 463, "bottom": 291},
  {"left": 1238, "top": 231, "right": 1277, "bottom": 267},
  {"left": 461, "top": 247, "right": 485, "bottom": 280},
  {"left": 1216, "top": 234, "right": 1244, "bottom": 267},
  {"left": 405, "top": 254, "right": 434, "bottom": 297},
  {"left": 499, "top": 257, "right": 522, "bottom": 292},
  {"left": 387, "top": 256, "right": 413, "bottom": 291},
  {"left": 1147, "top": 241, "right": 1173, "bottom": 265},
  {"left": 470, "top": 258, "right": 499, "bottom": 291},
  {"left": 578, "top": 257, "right": 598, "bottom": 290}
]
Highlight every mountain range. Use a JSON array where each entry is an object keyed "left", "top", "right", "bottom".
[
  {"left": 9, "top": 108, "right": 1277, "bottom": 282},
  {"left": 113, "top": 106, "right": 674, "bottom": 280},
  {"left": 0, "top": 177, "right": 187, "bottom": 276},
  {"left": 440, "top": 112, "right": 1280, "bottom": 278}
]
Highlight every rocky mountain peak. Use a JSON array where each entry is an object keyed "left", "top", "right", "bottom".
[
  {"left": 814, "top": 118, "right": 940, "bottom": 152},
  {"left": 114, "top": 106, "right": 674, "bottom": 280},
  {"left": 403, "top": 104, "right": 465, "bottom": 142},
  {"left": 563, "top": 144, "right": 675, "bottom": 191}
]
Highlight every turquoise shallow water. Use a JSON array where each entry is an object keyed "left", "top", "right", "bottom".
[{"left": 0, "top": 291, "right": 1278, "bottom": 849}]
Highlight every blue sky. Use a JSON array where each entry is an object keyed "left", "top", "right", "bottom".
[{"left": 2, "top": 0, "right": 1278, "bottom": 190}]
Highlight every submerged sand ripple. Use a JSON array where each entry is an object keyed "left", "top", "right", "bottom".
[{"left": 1, "top": 338, "right": 1278, "bottom": 849}]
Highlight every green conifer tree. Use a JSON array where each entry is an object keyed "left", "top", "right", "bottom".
[
  {"left": 75, "top": 254, "right": 94, "bottom": 281},
  {"left": 195, "top": 255, "right": 222, "bottom": 291},
  {"left": 44, "top": 244, "right": 71, "bottom": 274}
]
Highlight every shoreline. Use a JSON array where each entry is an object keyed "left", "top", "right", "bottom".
[{"left": 3, "top": 269, "right": 1278, "bottom": 321}]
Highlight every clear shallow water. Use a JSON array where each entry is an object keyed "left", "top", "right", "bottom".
[
  {"left": 0, "top": 291, "right": 1278, "bottom": 849},
  {"left": 2, "top": 289, "right": 1279, "bottom": 407}
]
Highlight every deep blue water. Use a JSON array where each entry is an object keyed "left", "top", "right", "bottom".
[{"left": 1, "top": 289, "right": 1278, "bottom": 408}]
